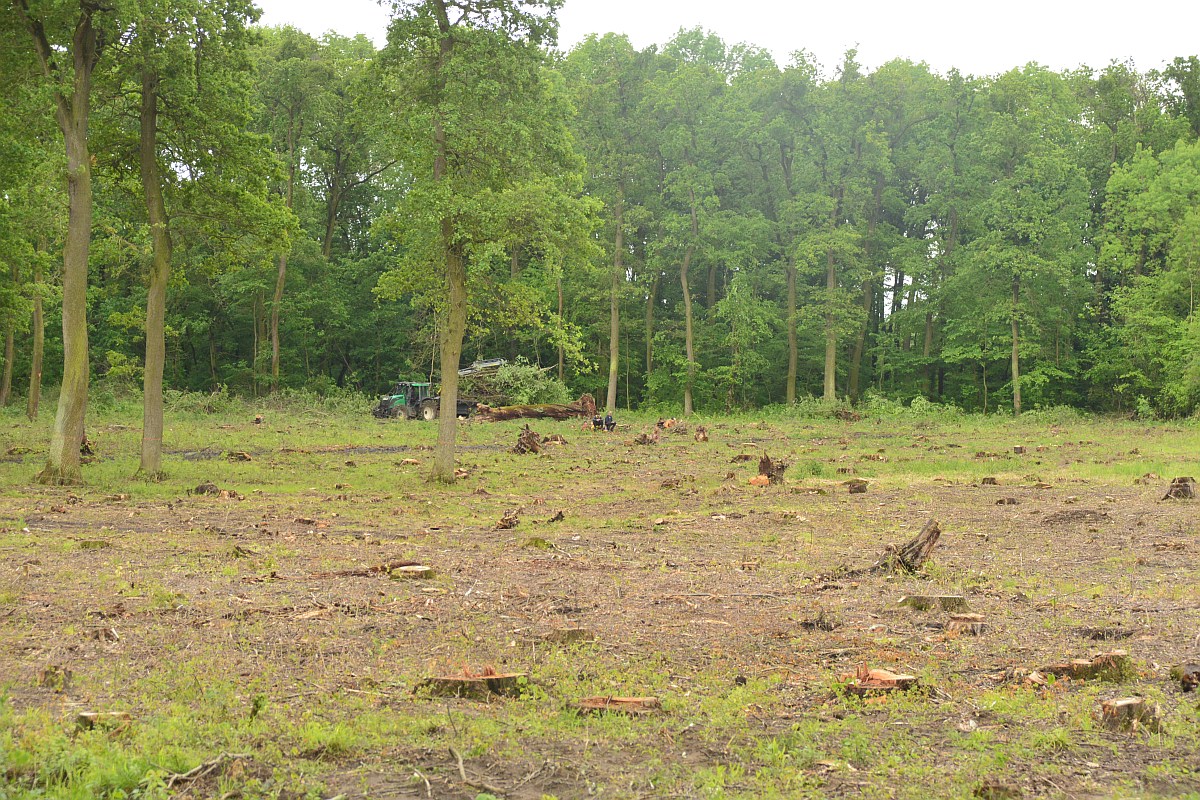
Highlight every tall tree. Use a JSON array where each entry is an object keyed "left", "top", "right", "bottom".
[
  {"left": 7, "top": 0, "right": 121, "bottom": 483},
  {"left": 378, "top": 0, "right": 582, "bottom": 481}
]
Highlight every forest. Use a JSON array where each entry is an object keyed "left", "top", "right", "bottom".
[{"left": 4, "top": 1, "right": 1200, "bottom": 472}]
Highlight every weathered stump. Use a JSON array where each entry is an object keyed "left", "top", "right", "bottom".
[
  {"left": 899, "top": 594, "right": 970, "bottom": 612},
  {"left": 1045, "top": 650, "right": 1133, "bottom": 682},
  {"left": 946, "top": 613, "right": 987, "bottom": 636}
]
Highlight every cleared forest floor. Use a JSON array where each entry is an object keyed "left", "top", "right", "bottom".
[{"left": 2, "top": 401, "right": 1199, "bottom": 799}]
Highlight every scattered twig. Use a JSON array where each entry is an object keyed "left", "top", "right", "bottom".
[
  {"left": 448, "top": 746, "right": 506, "bottom": 796},
  {"left": 165, "top": 753, "right": 251, "bottom": 789}
]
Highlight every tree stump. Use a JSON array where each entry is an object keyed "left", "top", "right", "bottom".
[
  {"left": 845, "top": 479, "right": 868, "bottom": 494},
  {"left": 899, "top": 594, "right": 969, "bottom": 612},
  {"left": 419, "top": 670, "right": 526, "bottom": 699},
  {"left": 840, "top": 665, "right": 919, "bottom": 696},
  {"left": 981, "top": 477, "right": 999, "bottom": 485},
  {"left": 1169, "top": 663, "right": 1200, "bottom": 692},
  {"left": 1045, "top": 650, "right": 1133, "bottom": 682},
  {"left": 694, "top": 426, "right": 709, "bottom": 443},
  {"left": 947, "top": 613, "right": 987, "bottom": 635},
  {"left": 758, "top": 453, "right": 788, "bottom": 485},
  {"left": 576, "top": 696, "right": 660, "bottom": 716},
  {"left": 513, "top": 425, "right": 541, "bottom": 455},
  {"left": 1163, "top": 477, "right": 1196, "bottom": 500},
  {"left": 890, "top": 518, "right": 942, "bottom": 572},
  {"left": 1101, "top": 697, "right": 1163, "bottom": 733}
]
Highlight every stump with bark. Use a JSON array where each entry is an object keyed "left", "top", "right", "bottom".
[{"left": 1045, "top": 650, "right": 1133, "bottom": 682}]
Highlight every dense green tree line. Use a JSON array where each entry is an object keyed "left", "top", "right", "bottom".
[{"left": 3, "top": 1, "right": 1200, "bottom": 476}]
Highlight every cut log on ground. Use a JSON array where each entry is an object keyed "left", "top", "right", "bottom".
[
  {"left": 513, "top": 425, "right": 541, "bottom": 455},
  {"left": 576, "top": 696, "right": 660, "bottom": 716},
  {"left": 1163, "top": 477, "right": 1196, "bottom": 500},
  {"left": 899, "top": 594, "right": 969, "bottom": 612},
  {"left": 476, "top": 394, "right": 596, "bottom": 422},
  {"left": 758, "top": 453, "right": 788, "bottom": 485},
  {"left": 1044, "top": 650, "right": 1133, "bottom": 681},
  {"left": 1101, "top": 697, "right": 1163, "bottom": 733}
]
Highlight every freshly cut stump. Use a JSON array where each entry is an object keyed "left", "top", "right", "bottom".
[
  {"left": 1101, "top": 697, "right": 1163, "bottom": 733},
  {"left": 389, "top": 565, "right": 434, "bottom": 579},
  {"left": 576, "top": 696, "right": 661, "bottom": 716}
]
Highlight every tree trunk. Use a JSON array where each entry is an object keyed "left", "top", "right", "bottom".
[
  {"left": 1010, "top": 273, "right": 1021, "bottom": 416},
  {"left": 556, "top": 274, "right": 564, "bottom": 382},
  {"left": 27, "top": 265, "right": 43, "bottom": 420},
  {"left": 24, "top": 6, "right": 99, "bottom": 485},
  {"left": 606, "top": 191, "right": 623, "bottom": 412},
  {"left": 849, "top": 176, "right": 883, "bottom": 401},
  {"left": 645, "top": 270, "right": 658, "bottom": 378},
  {"left": 429, "top": 0, "right": 464, "bottom": 483},
  {"left": 0, "top": 262, "right": 14, "bottom": 407},
  {"left": 270, "top": 110, "right": 298, "bottom": 393},
  {"left": 138, "top": 65, "right": 170, "bottom": 478},
  {"left": 823, "top": 247, "right": 837, "bottom": 402},
  {"left": 785, "top": 257, "right": 797, "bottom": 404},
  {"left": 681, "top": 189, "right": 699, "bottom": 416}
]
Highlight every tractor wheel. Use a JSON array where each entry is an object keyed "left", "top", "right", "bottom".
[{"left": 420, "top": 401, "right": 438, "bottom": 421}]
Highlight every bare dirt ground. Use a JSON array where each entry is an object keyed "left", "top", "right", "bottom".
[{"left": 2, "top": 413, "right": 1199, "bottom": 799}]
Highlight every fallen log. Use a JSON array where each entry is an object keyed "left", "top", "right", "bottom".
[{"left": 475, "top": 393, "right": 596, "bottom": 422}]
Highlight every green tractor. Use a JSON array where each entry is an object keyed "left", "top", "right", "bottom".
[
  {"left": 372, "top": 381, "right": 475, "bottom": 420},
  {"left": 373, "top": 359, "right": 506, "bottom": 421}
]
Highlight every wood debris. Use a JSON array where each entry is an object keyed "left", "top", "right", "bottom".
[
  {"left": 476, "top": 393, "right": 596, "bottom": 422},
  {"left": 631, "top": 430, "right": 659, "bottom": 445},
  {"left": 225, "top": 451, "right": 252, "bottom": 462},
  {"left": 496, "top": 508, "right": 521, "bottom": 530},
  {"left": 513, "top": 425, "right": 542, "bottom": 455}
]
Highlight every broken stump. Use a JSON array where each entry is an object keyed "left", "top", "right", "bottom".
[
  {"left": 758, "top": 453, "right": 788, "bottom": 485},
  {"left": 513, "top": 425, "right": 542, "bottom": 455}
]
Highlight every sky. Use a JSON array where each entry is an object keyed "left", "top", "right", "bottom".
[{"left": 253, "top": 0, "right": 1200, "bottom": 77}]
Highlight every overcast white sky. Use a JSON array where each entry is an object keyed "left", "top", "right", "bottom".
[{"left": 254, "top": 0, "right": 1199, "bottom": 76}]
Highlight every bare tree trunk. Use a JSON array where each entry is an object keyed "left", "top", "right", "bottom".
[
  {"left": 823, "top": 247, "right": 837, "bottom": 402},
  {"left": 430, "top": 0, "right": 464, "bottom": 483},
  {"left": 606, "top": 191, "right": 623, "bottom": 412},
  {"left": 1011, "top": 273, "right": 1021, "bottom": 416},
  {"left": 138, "top": 64, "right": 170, "bottom": 478},
  {"left": 849, "top": 176, "right": 883, "bottom": 401},
  {"left": 785, "top": 257, "right": 797, "bottom": 404},
  {"left": 270, "top": 114, "right": 298, "bottom": 393},
  {"left": 681, "top": 189, "right": 699, "bottom": 416},
  {"left": 556, "top": 274, "right": 564, "bottom": 382},
  {"left": 645, "top": 270, "right": 658, "bottom": 378},
  {"left": 27, "top": 240, "right": 44, "bottom": 420},
  {"left": 0, "top": 262, "right": 14, "bottom": 406},
  {"left": 19, "top": 5, "right": 100, "bottom": 485}
]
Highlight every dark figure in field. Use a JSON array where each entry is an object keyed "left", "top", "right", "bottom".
[
  {"left": 604, "top": 412, "right": 615, "bottom": 432},
  {"left": 592, "top": 414, "right": 604, "bottom": 431}
]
